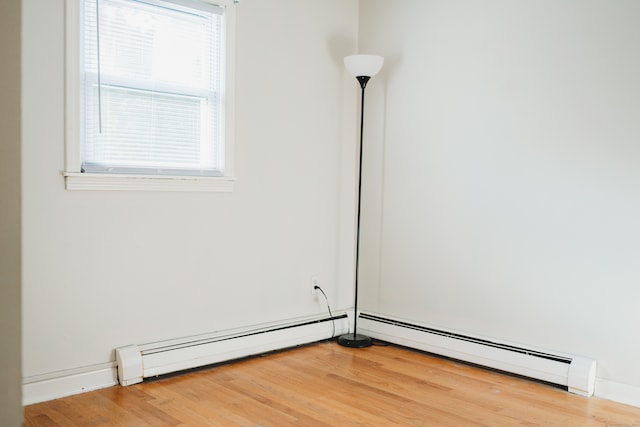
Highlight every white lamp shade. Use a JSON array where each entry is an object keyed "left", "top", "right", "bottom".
[{"left": 344, "top": 54, "right": 384, "bottom": 77}]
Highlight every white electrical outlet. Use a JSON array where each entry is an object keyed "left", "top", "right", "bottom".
[{"left": 311, "top": 275, "right": 320, "bottom": 295}]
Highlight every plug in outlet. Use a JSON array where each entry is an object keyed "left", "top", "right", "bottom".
[{"left": 311, "top": 275, "right": 320, "bottom": 296}]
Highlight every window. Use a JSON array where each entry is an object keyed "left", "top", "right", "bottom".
[{"left": 65, "top": 0, "right": 236, "bottom": 191}]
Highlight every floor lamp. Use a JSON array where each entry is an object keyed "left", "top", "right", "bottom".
[{"left": 338, "top": 54, "right": 384, "bottom": 349}]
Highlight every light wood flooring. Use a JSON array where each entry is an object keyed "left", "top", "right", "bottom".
[{"left": 24, "top": 340, "right": 640, "bottom": 426}]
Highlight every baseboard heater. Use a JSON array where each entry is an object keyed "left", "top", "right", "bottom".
[
  {"left": 358, "top": 313, "right": 596, "bottom": 396},
  {"left": 116, "top": 314, "right": 348, "bottom": 386}
]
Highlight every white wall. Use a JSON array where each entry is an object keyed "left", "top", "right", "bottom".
[
  {"left": 22, "top": 0, "right": 359, "bottom": 379},
  {"left": 0, "top": 0, "right": 23, "bottom": 423},
  {"left": 24, "top": 0, "right": 640, "bottom": 408},
  {"left": 358, "top": 0, "right": 640, "bottom": 401}
]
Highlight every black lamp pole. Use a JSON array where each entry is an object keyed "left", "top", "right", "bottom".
[{"left": 338, "top": 75, "right": 373, "bottom": 348}]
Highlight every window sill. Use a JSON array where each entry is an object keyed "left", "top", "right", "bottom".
[{"left": 64, "top": 172, "right": 235, "bottom": 192}]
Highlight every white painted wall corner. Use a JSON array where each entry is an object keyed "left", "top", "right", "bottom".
[{"left": 595, "top": 379, "right": 640, "bottom": 409}]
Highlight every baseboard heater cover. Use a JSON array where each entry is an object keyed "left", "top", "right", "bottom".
[
  {"left": 358, "top": 313, "right": 596, "bottom": 397},
  {"left": 116, "top": 314, "right": 348, "bottom": 386}
]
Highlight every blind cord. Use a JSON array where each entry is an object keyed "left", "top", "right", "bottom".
[{"left": 96, "top": 0, "right": 103, "bottom": 133}]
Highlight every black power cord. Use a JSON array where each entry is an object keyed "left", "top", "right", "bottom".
[{"left": 314, "top": 286, "right": 336, "bottom": 339}]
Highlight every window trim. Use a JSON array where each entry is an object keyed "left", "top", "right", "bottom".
[{"left": 64, "top": 0, "right": 236, "bottom": 192}]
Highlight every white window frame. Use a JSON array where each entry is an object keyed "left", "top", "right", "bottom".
[{"left": 64, "top": 0, "right": 236, "bottom": 192}]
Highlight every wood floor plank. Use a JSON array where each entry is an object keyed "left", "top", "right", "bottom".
[
  {"left": 279, "top": 345, "right": 527, "bottom": 426},
  {"left": 24, "top": 341, "right": 640, "bottom": 426}
]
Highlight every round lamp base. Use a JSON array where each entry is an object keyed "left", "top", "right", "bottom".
[{"left": 337, "top": 333, "right": 373, "bottom": 348}]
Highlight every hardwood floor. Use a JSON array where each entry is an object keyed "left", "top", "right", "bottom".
[{"left": 24, "top": 341, "right": 640, "bottom": 426}]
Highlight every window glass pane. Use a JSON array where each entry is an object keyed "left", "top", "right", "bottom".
[
  {"left": 85, "top": 85, "right": 212, "bottom": 168},
  {"left": 81, "top": 0, "right": 223, "bottom": 176}
]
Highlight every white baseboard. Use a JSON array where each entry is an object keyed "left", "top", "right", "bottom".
[
  {"left": 595, "top": 379, "right": 640, "bottom": 408},
  {"left": 358, "top": 312, "right": 596, "bottom": 396},
  {"left": 26, "top": 312, "right": 639, "bottom": 410},
  {"left": 23, "top": 362, "right": 118, "bottom": 405},
  {"left": 359, "top": 312, "right": 640, "bottom": 408},
  {"left": 24, "top": 313, "right": 348, "bottom": 404},
  {"left": 122, "top": 313, "right": 349, "bottom": 383}
]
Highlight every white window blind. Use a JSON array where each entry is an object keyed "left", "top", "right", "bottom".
[{"left": 81, "top": 0, "right": 225, "bottom": 176}]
